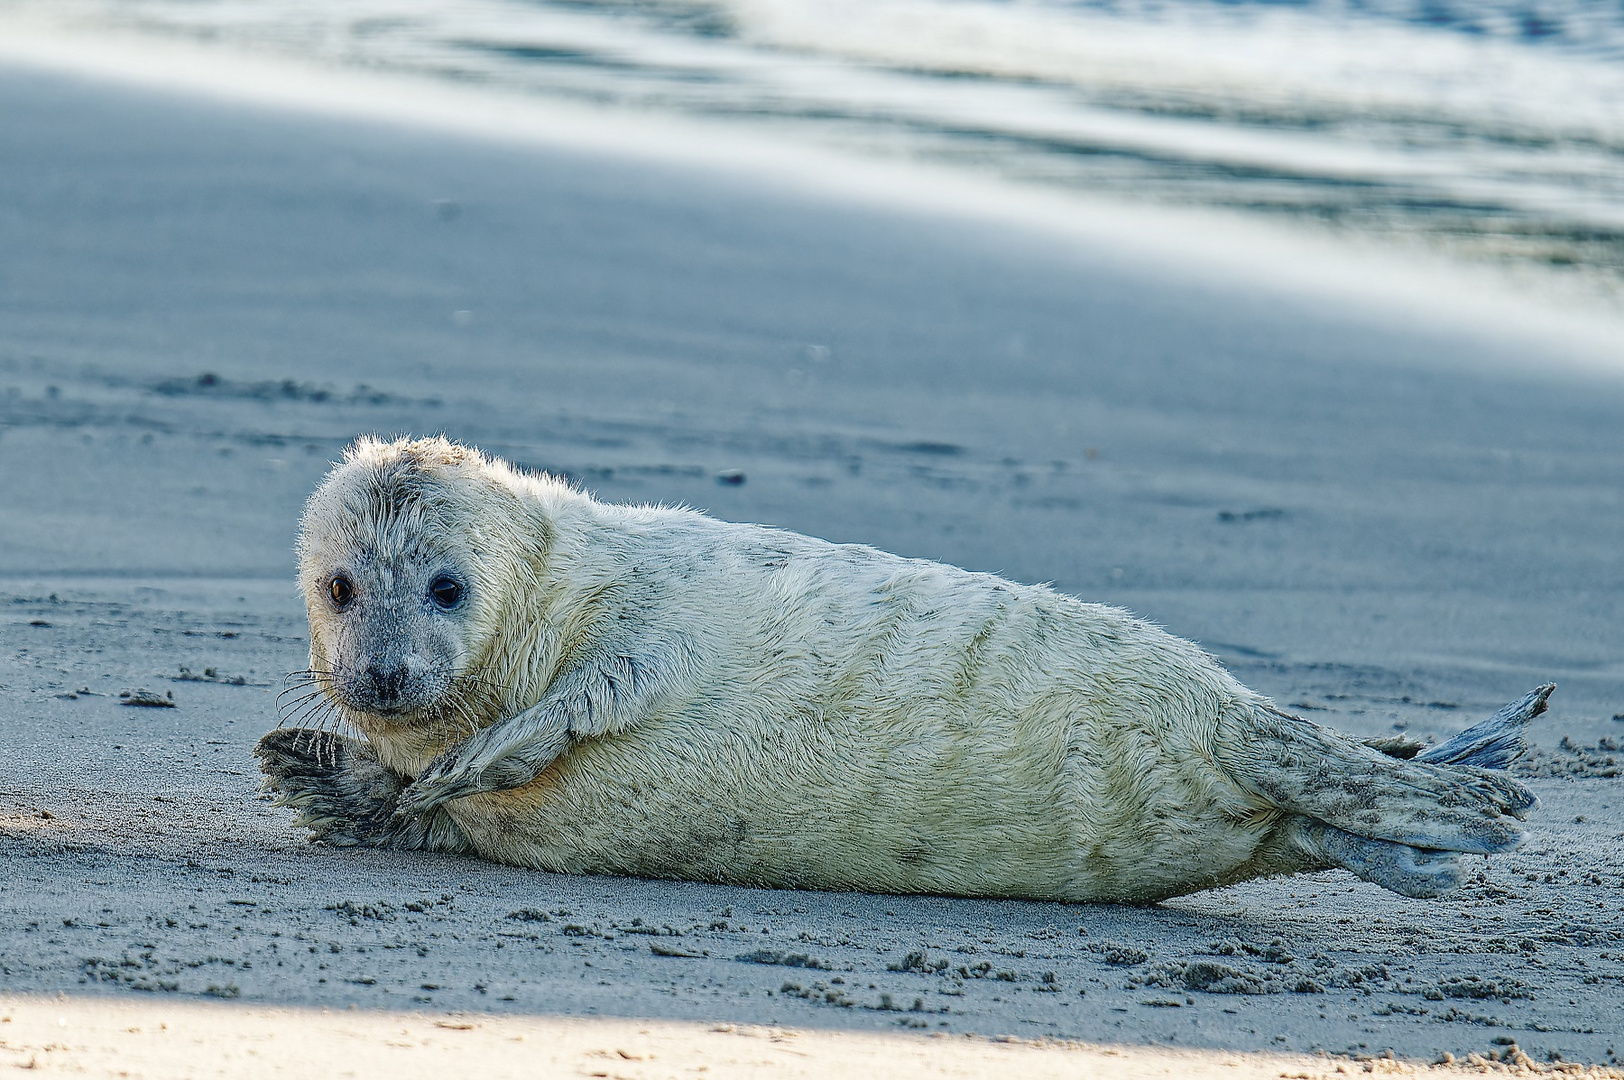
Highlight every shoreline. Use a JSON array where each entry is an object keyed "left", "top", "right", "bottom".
[
  {"left": 6, "top": 0, "right": 1624, "bottom": 318},
  {"left": 0, "top": 11, "right": 1621, "bottom": 369}
]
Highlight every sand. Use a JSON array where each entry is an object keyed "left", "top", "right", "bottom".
[
  {"left": 4, "top": 995, "right": 1614, "bottom": 1080},
  {"left": 0, "top": 22, "right": 1620, "bottom": 1079}
]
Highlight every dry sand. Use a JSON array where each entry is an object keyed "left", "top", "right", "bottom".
[
  {"left": 3, "top": 995, "right": 1615, "bottom": 1080},
  {"left": 0, "top": 25, "right": 1620, "bottom": 1079}
]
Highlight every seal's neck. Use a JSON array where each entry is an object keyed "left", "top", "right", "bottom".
[{"left": 441, "top": 488, "right": 629, "bottom": 732}]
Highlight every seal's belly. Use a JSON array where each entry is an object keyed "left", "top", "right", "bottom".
[
  {"left": 449, "top": 556, "right": 1278, "bottom": 901},
  {"left": 449, "top": 693, "right": 1270, "bottom": 902}
]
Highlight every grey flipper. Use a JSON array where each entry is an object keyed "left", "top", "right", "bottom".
[
  {"left": 256, "top": 728, "right": 473, "bottom": 853},
  {"left": 1287, "top": 817, "right": 1464, "bottom": 899},
  {"left": 1415, "top": 683, "right": 1554, "bottom": 769},
  {"left": 1270, "top": 686, "right": 1554, "bottom": 897}
]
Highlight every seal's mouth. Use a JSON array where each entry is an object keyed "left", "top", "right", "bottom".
[
  {"left": 354, "top": 702, "right": 421, "bottom": 721},
  {"left": 333, "top": 691, "right": 440, "bottom": 727}
]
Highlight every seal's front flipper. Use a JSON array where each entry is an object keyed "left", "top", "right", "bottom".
[
  {"left": 394, "top": 703, "right": 573, "bottom": 818},
  {"left": 257, "top": 728, "right": 471, "bottom": 853},
  {"left": 257, "top": 728, "right": 397, "bottom": 844}
]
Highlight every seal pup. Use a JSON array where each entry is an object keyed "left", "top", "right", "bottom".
[{"left": 258, "top": 436, "right": 1549, "bottom": 903}]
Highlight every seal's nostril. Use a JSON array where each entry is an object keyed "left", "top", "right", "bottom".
[{"left": 366, "top": 661, "right": 409, "bottom": 705}]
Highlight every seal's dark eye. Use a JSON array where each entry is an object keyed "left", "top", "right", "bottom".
[
  {"left": 429, "top": 576, "right": 463, "bottom": 609},
  {"left": 329, "top": 575, "right": 354, "bottom": 609}
]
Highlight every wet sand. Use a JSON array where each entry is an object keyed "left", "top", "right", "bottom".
[{"left": 0, "top": 36, "right": 1621, "bottom": 1079}]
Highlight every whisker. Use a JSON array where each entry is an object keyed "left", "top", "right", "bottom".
[
  {"left": 275, "top": 694, "right": 329, "bottom": 725},
  {"left": 280, "top": 695, "right": 335, "bottom": 729},
  {"left": 451, "top": 671, "right": 512, "bottom": 694},
  {"left": 449, "top": 698, "right": 481, "bottom": 740},
  {"left": 275, "top": 682, "right": 321, "bottom": 704},
  {"left": 450, "top": 672, "right": 517, "bottom": 720},
  {"left": 278, "top": 707, "right": 328, "bottom": 736},
  {"left": 275, "top": 688, "right": 326, "bottom": 713}
]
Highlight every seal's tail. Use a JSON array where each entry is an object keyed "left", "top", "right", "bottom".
[{"left": 1414, "top": 683, "right": 1554, "bottom": 770}]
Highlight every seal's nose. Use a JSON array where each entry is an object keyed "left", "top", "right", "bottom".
[{"left": 365, "top": 660, "right": 409, "bottom": 707}]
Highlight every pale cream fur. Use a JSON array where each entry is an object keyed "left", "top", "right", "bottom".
[{"left": 277, "top": 436, "right": 1536, "bottom": 903}]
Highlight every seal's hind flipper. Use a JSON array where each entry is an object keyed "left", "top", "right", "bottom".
[
  {"left": 1282, "top": 816, "right": 1463, "bottom": 899},
  {"left": 1363, "top": 733, "right": 1425, "bottom": 759},
  {"left": 1416, "top": 683, "right": 1554, "bottom": 770},
  {"left": 1246, "top": 687, "right": 1555, "bottom": 898},
  {"left": 1231, "top": 704, "right": 1536, "bottom": 858}
]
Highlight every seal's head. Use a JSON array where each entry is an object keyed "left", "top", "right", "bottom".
[{"left": 297, "top": 436, "right": 549, "bottom": 748}]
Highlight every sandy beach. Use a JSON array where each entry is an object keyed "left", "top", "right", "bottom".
[{"left": 0, "top": 23, "right": 1621, "bottom": 1078}]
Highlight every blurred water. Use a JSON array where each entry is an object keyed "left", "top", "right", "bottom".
[{"left": 12, "top": 0, "right": 1624, "bottom": 295}]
